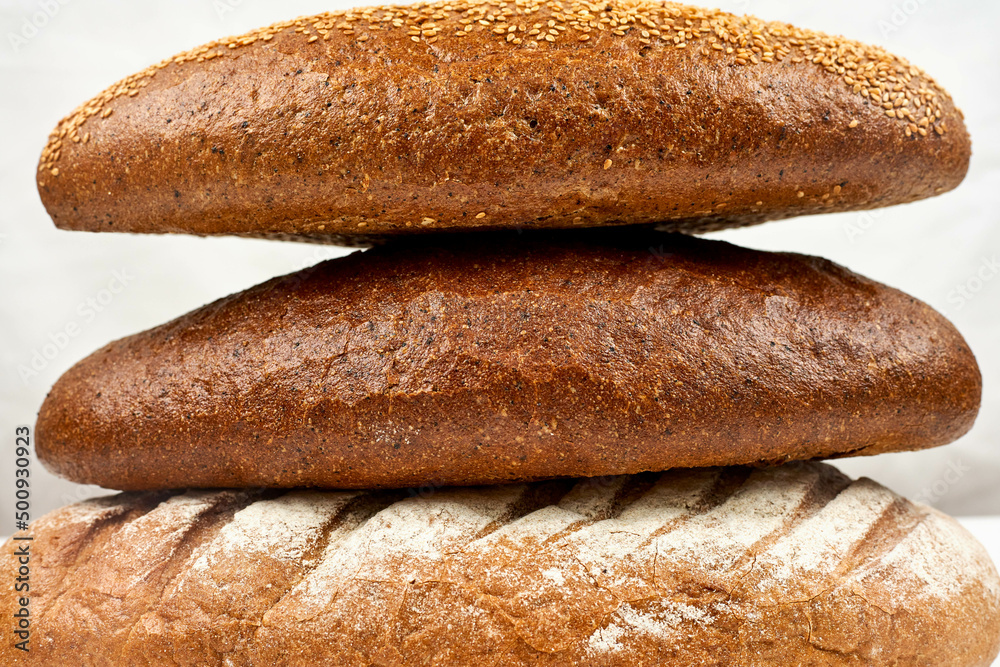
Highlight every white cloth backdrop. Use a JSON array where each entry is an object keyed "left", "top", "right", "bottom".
[{"left": 1, "top": 0, "right": 998, "bottom": 534}]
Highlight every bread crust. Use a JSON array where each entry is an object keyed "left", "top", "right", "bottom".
[
  {"left": 2, "top": 462, "right": 999, "bottom": 665},
  {"left": 35, "top": 231, "right": 981, "bottom": 490},
  {"left": 36, "top": 0, "right": 970, "bottom": 243}
]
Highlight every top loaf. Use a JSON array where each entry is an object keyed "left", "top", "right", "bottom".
[{"left": 36, "top": 0, "right": 969, "bottom": 245}]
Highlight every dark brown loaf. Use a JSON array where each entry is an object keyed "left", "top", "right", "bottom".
[
  {"left": 36, "top": 0, "right": 969, "bottom": 244},
  {"left": 35, "top": 231, "right": 981, "bottom": 490},
  {"left": 3, "top": 462, "right": 999, "bottom": 666}
]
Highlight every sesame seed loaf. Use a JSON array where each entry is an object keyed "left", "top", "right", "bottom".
[
  {"left": 3, "top": 462, "right": 999, "bottom": 665},
  {"left": 36, "top": 0, "right": 969, "bottom": 244},
  {"left": 35, "top": 230, "right": 981, "bottom": 490}
]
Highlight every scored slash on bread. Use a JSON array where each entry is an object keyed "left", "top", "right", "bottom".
[
  {"left": 22, "top": 4, "right": 996, "bottom": 664},
  {"left": 2, "top": 462, "right": 998, "bottom": 665},
  {"left": 36, "top": 0, "right": 969, "bottom": 244}
]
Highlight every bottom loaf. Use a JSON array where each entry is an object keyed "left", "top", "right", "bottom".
[{"left": 3, "top": 461, "right": 999, "bottom": 666}]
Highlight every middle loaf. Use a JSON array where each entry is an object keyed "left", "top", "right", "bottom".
[{"left": 36, "top": 230, "right": 981, "bottom": 490}]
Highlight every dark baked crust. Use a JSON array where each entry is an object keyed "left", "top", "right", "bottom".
[
  {"left": 35, "top": 230, "right": 981, "bottom": 490},
  {"left": 36, "top": 0, "right": 970, "bottom": 244},
  {"left": 2, "top": 463, "right": 999, "bottom": 666}
]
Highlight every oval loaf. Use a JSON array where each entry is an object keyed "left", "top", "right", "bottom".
[
  {"left": 2, "top": 462, "right": 999, "bottom": 665},
  {"left": 35, "top": 231, "right": 981, "bottom": 490},
  {"left": 36, "top": 0, "right": 970, "bottom": 244}
]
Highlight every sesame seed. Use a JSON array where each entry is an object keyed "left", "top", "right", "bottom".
[
  {"left": 40, "top": 0, "right": 951, "bottom": 173},
  {"left": 475, "top": 212, "right": 486, "bottom": 219},
  {"left": 797, "top": 191, "right": 805, "bottom": 198},
  {"left": 603, "top": 159, "right": 612, "bottom": 169}
]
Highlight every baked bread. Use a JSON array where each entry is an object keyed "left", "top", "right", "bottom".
[
  {"left": 3, "top": 462, "right": 998, "bottom": 665},
  {"left": 36, "top": 0, "right": 969, "bottom": 245},
  {"left": 35, "top": 231, "right": 981, "bottom": 490}
]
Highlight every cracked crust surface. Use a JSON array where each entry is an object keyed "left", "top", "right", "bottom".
[
  {"left": 2, "top": 462, "right": 999, "bottom": 665},
  {"left": 35, "top": 230, "right": 981, "bottom": 490},
  {"left": 36, "top": 0, "right": 970, "bottom": 244}
]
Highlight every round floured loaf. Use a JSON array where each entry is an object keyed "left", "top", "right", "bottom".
[
  {"left": 2, "top": 462, "right": 998, "bottom": 665},
  {"left": 35, "top": 231, "right": 981, "bottom": 490},
  {"left": 36, "top": 0, "right": 969, "bottom": 245}
]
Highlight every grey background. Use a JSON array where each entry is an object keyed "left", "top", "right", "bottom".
[{"left": 1, "top": 0, "right": 998, "bottom": 535}]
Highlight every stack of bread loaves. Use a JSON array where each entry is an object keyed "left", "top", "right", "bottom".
[{"left": 6, "top": 1, "right": 999, "bottom": 664}]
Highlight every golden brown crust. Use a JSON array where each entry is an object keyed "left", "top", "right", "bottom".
[
  {"left": 2, "top": 463, "right": 999, "bottom": 666},
  {"left": 35, "top": 230, "right": 981, "bottom": 490},
  {"left": 36, "top": 0, "right": 970, "bottom": 243}
]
